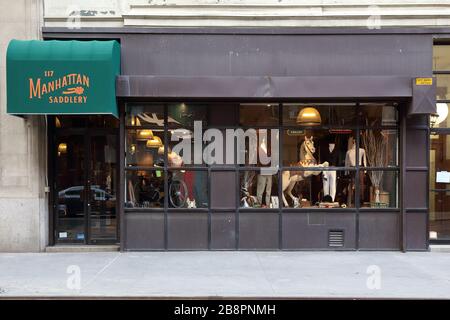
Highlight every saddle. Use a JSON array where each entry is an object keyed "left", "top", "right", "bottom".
[{"left": 290, "top": 159, "right": 317, "bottom": 177}]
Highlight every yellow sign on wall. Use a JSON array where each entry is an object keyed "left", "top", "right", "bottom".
[{"left": 415, "top": 78, "right": 433, "bottom": 86}]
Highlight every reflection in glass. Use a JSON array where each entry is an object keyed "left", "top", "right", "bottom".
[
  {"left": 55, "top": 135, "right": 85, "bottom": 242},
  {"left": 168, "top": 170, "right": 208, "bottom": 208},
  {"left": 433, "top": 45, "right": 450, "bottom": 71},
  {"left": 168, "top": 103, "right": 208, "bottom": 129},
  {"left": 360, "top": 170, "right": 398, "bottom": 208},
  {"left": 282, "top": 170, "right": 355, "bottom": 208},
  {"left": 89, "top": 134, "right": 117, "bottom": 241},
  {"left": 436, "top": 75, "right": 450, "bottom": 101},
  {"left": 239, "top": 103, "right": 279, "bottom": 126},
  {"left": 240, "top": 170, "right": 279, "bottom": 208},
  {"left": 126, "top": 104, "right": 164, "bottom": 127},
  {"left": 358, "top": 103, "right": 398, "bottom": 126},
  {"left": 125, "top": 170, "right": 164, "bottom": 208},
  {"left": 126, "top": 129, "right": 165, "bottom": 167},
  {"left": 431, "top": 103, "right": 450, "bottom": 128}
]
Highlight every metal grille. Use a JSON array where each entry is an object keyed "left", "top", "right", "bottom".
[{"left": 328, "top": 230, "right": 344, "bottom": 247}]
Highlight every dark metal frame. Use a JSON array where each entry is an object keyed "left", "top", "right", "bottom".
[
  {"left": 120, "top": 101, "right": 401, "bottom": 251},
  {"left": 49, "top": 116, "right": 120, "bottom": 245},
  {"left": 430, "top": 43, "right": 450, "bottom": 244}
]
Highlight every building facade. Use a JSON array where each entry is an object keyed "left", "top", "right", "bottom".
[{"left": 2, "top": 0, "right": 450, "bottom": 251}]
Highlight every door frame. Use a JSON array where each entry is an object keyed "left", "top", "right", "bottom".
[
  {"left": 49, "top": 117, "right": 120, "bottom": 245},
  {"left": 430, "top": 128, "right": 450, "bottom": 243}
]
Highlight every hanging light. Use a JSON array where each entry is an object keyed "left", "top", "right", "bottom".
[
  {"left": 296, "top": 106, "right": 321, "bottom": 126},
  {"left": 157, "top": 145, "right": 165, "bottom": 155},
  {"left": 137, "top": 129, "right": 154, "bottom": 140},
  {"left": 57, "top": 143, "right": 67, "bottom": 156},
  {"left": 146, "top": 136, "right": 163, "bottom": 148}
]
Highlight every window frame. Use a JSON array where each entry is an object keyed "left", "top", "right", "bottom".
[{"left": 123, "top": 102, "right": 400, "bottom": 212}]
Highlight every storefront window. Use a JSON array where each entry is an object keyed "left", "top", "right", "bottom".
[
  {"left": 168, "top": 170, "right": 208, "bottom": 208},
  {"left": 125, "top": 170, "right": 164, "bottom": 208},
  {"left": 360, "top": 129, "right": 398, "bottom": 167},
  {"left": 126, "top": 129, "right": 165, "bottom": 167},
  {"left": 240, "top": 103, "right": 279, "bottom": 126},
  {"left": 240, "top": 170, "right": 279, "bottom": 208},
  {"left": 168, "top": 103, "right": 207, "bottom": 129},
  {"left": 283, "top": 103, "right": 356, "bottom": 126},
  {"left": 281, "top": 169, "right": 355, "bottom": 208},
  {"left": 358, "top": 103, "right": 398, "bottom": 126},
  {"left": 126, "top": 104, "right": 164, "bottom": 127},
  {"left": 282, "top": 129, "right": 353, "bottom": 167},
  {"left": 359, "top": 170, "right": 398, "bottom": 208},
  {"left": 124, "top": 102, "right": 399, "bottom": 211}
]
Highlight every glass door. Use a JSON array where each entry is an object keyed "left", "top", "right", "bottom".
[
  {"left": 54, "top": 128, "right": 118, "bottom": 244},
  {"left": 88, "top": 133, "right": 118, "bottom": 243},
  {"left": 430, "top": 132, "right": 450, "bottom": 241},
  {"left": 55, "top": 134, "right": 87, "bottom": 243}
]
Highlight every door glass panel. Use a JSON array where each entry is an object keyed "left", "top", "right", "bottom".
[
  {"left": 89, "top": 134, "right": 118, "bottom": 242},
  {"left": 55, "top": 135, "right": 86, "bottom": 242},
  {"left": 430, "top": 133, "right": 450, "bottom": 240}
]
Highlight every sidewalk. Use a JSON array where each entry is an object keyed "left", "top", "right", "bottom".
[{"left": 1, "top": 251, "right": 450, "bottom": 299}]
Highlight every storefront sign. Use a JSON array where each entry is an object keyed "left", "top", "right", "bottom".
[{"left": 7, "top": 40, "right": 120, "bottom": 117}]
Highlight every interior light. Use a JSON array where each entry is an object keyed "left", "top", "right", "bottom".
[{"left": 296, "top": 106, "right": 322, "bottom": 126}]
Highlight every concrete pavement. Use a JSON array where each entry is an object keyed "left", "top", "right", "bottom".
[{"left": 0, "top": 251, "right": 450, "bottom": 299}]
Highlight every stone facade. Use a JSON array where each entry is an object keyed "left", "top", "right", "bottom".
[
  {"left": 43, "top": 0, "right": 450, "bottom": 28},
  {"left": 0, "top": 0, "right": 46, "bottom": 252}
]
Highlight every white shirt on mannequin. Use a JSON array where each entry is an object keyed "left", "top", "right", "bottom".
[{"left": 345, "top": 145, "right": 367, "bottom": 167}]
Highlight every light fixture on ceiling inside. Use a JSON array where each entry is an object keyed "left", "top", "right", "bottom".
[
  {"left": 146, "top": 136, "right": 163, "bottom": 148},
  {"left": 296, "top": 106, "right": 321, "bottom": 126},
  {"left": 57, "top": 143, "right": 67, "bottom": 156},
  {"left": 137, "top": 129, "right": 154, "bottom": 140}
]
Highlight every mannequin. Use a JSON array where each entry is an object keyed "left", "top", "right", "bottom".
[
  {"left": 345, "top": 137, "right": 367, "bottom": 167},
  {"left": 256, "top": 136, "right": 273, "bottom": 207},
  {"left": 322, "top": 141, "right": 338, "bottom": 202},
  {"left": 345, "top": 137, "right": 367, "bottom": 206}
]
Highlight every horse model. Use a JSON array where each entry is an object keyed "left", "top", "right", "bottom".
[{"left": 282, "top": 136, "right": 329, "bottom": 207}]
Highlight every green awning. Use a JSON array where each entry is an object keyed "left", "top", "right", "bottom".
[{"left": 7, "top": 40, "right": 120, "bottom": 117}]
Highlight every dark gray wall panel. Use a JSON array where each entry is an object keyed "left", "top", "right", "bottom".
[
  {"left": 359, "top": 212, "right": 400, "bottom": 249},
  {"left": 406, "top": 212, "right": 428, "bottom": 250},
  {"left": 120, "top": 34, "right": 432, "bottom": 78},
  {"left": 239, "top": 212, "right": 279, "bottom": 249},
  {"left": 124, "top": 212, "right": 165, "bottom": 250},
  {"left": 404, "top": 171, "right": 428, "bottom": 209},
  {"left": 167, "top": 212, "right": 208, "bottom": 250},
  {"left": 211, "top": 171, "right": 237, "bottom": 209},
  {"left": 282, "top": 212, "right": 356, "bottom": 249},
  {"left": 405, "top": 129, "right": 428, "bottom": 167},
  {"left": 210, "top": 212, "right": 236, "bottom": 249}
]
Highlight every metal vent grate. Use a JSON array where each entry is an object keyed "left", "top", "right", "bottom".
[{"left": 328, "top": 230, "right": 344, "bottom": 247}]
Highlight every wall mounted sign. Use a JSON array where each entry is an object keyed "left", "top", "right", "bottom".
[
  {"left": 7, "top": 40, "right": 120, "bottom": 117},
  {"left": 436, "top": 171, "right": 450, "bottom": 183},
  {"left": 415, "top": 77, "right": 433, "bottom": 86}
]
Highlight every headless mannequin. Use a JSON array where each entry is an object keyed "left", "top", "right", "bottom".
[
  {"left": 256, "top": 137, "right": 273, "bottom": 206},
  {"left": 322, "top": 143, "right": 337, "bottom": 202},
  {"left": 345, "top": 137, "right": 367, "bottom": 206}
]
